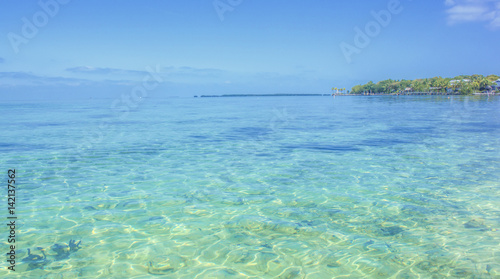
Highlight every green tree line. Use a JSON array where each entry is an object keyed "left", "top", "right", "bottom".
[{"left": 349, "top": 74, "right": 499, "bottom": 95}]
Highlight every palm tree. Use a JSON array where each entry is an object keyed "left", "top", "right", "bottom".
[
  {"left": 471, "top": 81, "right": 480, "bottom": 93},
  {"left": 479, "top": 78, "right": 491, "bottom": 91},
  {"left": 365, "top": 81, "right": 374, "bottom": 93}
]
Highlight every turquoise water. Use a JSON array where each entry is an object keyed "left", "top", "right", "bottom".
[{"left": 2, "top": 95, "right": 500, "bottom": 278}]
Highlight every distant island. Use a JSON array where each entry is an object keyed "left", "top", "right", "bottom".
[
  {"left": 194, "top": 75, "right": 500, "bottom": 98},
  {"left": 342, "top": 74, "right": 500, "bottom": 95}
]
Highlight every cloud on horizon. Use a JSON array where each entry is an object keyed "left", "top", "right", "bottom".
[
  {"left": 66, "top": 66, "right": 147, "bottom": 75},
  {"left": 66, "top": 66, "right": 228, "bottom": 78},
  {"left": 1, "top": 66, "right": 331, "bottom": 96},
  {"left": 0, "top": 71, "right": 137, "bottom": 87},
  {"left": 445, "top": 0, "right": 500, "bottom": 29},
  {"left": 2, "top": 66, "right": 240, "bottom": 88}
]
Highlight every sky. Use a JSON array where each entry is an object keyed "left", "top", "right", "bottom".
[{"left": 0, "top": 0, "right": 499, "bottom": 99}]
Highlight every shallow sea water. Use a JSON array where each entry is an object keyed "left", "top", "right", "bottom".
[{"left": 1, "top": 95, "right": 500, "bottom": 278}]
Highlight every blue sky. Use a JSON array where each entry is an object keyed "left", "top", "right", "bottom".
[{"left": 1, "top": 0, "right": 499, "bottom": 99}]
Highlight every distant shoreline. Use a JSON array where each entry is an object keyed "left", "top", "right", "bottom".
[
  {"left": 334, "top": 92, "right": 500, "bottom": 96},
  {"left": 195, "top": 92, "right": 499, "bottom": 98}
]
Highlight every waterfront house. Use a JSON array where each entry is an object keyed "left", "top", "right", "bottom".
[
  {"left": 450, "top": 79, "right": 471, "bottom": 86},
  {"left": 429, "top": 86, "right": 442, "bottom": 92},
  {"left": 493, "top": 79, "right": 500, "bottom": 90}
]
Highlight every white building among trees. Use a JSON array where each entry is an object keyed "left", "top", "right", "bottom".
[{"left": 493, "top": 79, "right": 500, "bottom": 90}]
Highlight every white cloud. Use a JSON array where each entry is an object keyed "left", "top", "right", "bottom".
[
  {"left": 445, "top": 0, "right": 500, "bottom": 29},
  {"left": 490, "top": 14, "right": 500, "bottom": 26},
  {"left": 445, "top": 0, "right": 456, "bottom": 6},
  {"left": 66, "top": 66, "right": 147, "bottom": 75}
]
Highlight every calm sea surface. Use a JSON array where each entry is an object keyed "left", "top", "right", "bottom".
[{"left": 1, "top": 95, "right": 500, "bottom": 278}]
